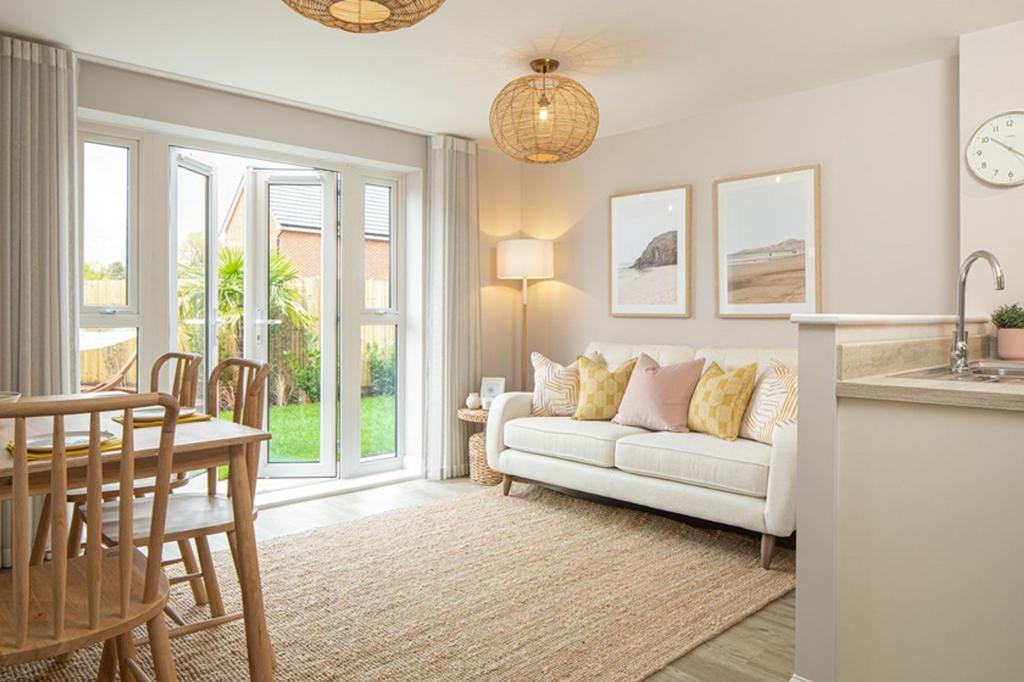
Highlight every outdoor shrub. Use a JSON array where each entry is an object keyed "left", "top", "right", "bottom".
[
  {"left": 992, "top": 303, "right": 1024, "bottom": 329},
  {"left": 367, "top": 342, "right": 396, "bottom": 396},
  {"left": 288, "top": 345, "right": 321, "bottom": 403}
]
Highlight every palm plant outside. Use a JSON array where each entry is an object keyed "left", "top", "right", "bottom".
[{"left": 178, "top": 246, "right": 313, "bottom": 357}]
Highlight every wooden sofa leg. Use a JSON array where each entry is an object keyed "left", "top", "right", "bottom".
[
  {"left": 501, "top": 475, "right": 513, "bottom": 496},
  {"left": 760, "top": 534, "right": 777, "bottom": 570}
]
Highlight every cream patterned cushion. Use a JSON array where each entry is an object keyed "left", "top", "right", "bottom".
[
  {"left": 740, "top": 360, "right": 798, "bottom": 444},
  {"left": 531, "top": 352, "right": 583, "bottom": 417},
  {"left": 687, "top": 362, "right": 757, "bottom": 441},
  {"left": 573, "top": 355, "right": 637, "bottom": 421}
]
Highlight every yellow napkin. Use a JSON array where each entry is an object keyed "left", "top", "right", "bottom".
[
  {"left": 7, "top": 438, "right": 123, "bottom": 461},
  {"left": 113, "top": 412, "right": 213, "bottom": 429}
]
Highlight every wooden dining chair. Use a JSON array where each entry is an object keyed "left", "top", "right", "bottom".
[
  {"left": 31, "top": 352, "right": 207, "bottom": 607},
  {"left": 90, "top": 358, "right": 270, "bottom": 641},
  {"left": 0, "top": 392, "right": 180, "bottom": 680}
]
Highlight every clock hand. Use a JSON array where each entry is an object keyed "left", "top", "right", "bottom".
[{"left": 989, "top": 137, "right": 1024, "bottom": 159}]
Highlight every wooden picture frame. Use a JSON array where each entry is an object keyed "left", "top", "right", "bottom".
[
  {"left": 713, "top": 166, "right": 821, "bottom": 319},
  {"left": 609, "top": 185, "right": 692, "bottom": 318}
]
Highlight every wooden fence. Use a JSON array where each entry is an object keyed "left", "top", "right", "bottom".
[{"left": 80, "top": 278, "right": 394, "bottom": 393}]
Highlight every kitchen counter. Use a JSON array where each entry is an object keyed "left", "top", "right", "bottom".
[{"left": 791, "top": 313, "right": 1024, "bottom": 682}]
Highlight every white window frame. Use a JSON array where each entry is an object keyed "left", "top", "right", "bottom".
[
  {"left": 169, "top": 151, "right": 217, "bottom": 406},
  {"left": 78, "top": 128, "right": 143, "bottom": 390},
  {"left": 340, "top": 172, "right": 405, "bottom": 478},
  {"left": 78, "top": 130, "right": 140, "bottom": 317}
]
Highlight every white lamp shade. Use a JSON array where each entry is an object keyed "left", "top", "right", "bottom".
[{"left": 497, "top": 239, "right": 554, "bottom": 280}]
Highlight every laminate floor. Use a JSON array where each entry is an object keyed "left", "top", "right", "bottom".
[{"left": 218, "top": 478, "right": 795, "bottom": 681}]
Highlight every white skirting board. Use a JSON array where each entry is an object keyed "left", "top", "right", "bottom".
[{"left": 790, "top": 676, "right": 815, "bottom": 682}]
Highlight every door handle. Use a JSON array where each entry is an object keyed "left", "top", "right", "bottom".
[{"left": 255, "top": 319, "right": 282, "bottom": 326}]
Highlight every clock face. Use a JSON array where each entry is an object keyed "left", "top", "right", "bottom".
[{"left": 966, "top": 111, "right": 1024, "bottom": 187}]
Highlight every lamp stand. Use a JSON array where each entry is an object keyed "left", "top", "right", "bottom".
[{"left": 520, "top": 278, "right": 529, "bottom": 391}]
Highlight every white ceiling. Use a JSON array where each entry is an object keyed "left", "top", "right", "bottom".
[{"left": 3, "top": 0, "right": 1024, "bottom": 143}]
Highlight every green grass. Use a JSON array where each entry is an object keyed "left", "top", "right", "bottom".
[
  {"left": 356, "top": 395, "right": 398, "bottom": 458},
  {"left": 248, "top": 395, "right": 396, "bottom": 464}
]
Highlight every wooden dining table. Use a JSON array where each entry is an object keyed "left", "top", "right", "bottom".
[{"left": 0, "top": 404, "right": 276, "bottom": 681}]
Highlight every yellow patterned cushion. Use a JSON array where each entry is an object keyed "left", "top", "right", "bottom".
[
  {"left": 687, "top": 362, "right": 758, "bottom": 441},
  {"left": 573, "top": 355, "right": 637, "bottom": 421}
]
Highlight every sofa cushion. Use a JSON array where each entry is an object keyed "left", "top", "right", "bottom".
[
  {"left": 504, "top": 417, "right": 648, "bottom": 468},
  {"left": 613, "top": 354, "right": 705, "bottom": 432},
  {"left": 740, "top": 360, "right": 799, "bottom": 444},
  {"left": 687, "top": 362, "right": 758, "bottom": 441},
  {"left": 530, "top": 352, "right": 583, "bottom": 417},
  {"left": 614, "top": 431, "right": 771, "bottom": 497},
  {"left": 573, "top": 356, "right": 637, "bottom": 421}
]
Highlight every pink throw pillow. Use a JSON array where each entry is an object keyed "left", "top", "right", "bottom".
[{"left": 613, "top": 354, "right": 706, "bottom": 432}]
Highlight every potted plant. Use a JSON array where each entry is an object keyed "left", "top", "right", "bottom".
[{"left": 992, "top": 303, "right": 1024, "bottom": 360}]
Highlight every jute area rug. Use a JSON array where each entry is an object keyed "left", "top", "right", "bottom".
[{"left": 2, "top": 485, "right": 794, "bottom": 681}]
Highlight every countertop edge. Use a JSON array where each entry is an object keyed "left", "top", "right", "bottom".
[
  {"left": 837, "top": 377, "right": 1024, "bottom": 412},
  {"left": 792, "top": 314, "right": 989, "bottom": 326}
]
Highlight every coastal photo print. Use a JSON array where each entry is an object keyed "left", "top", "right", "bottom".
[
  {"left": 609, "top": 185, "right": 691, "bottom": 317},
  {"left": 713, "top": 166, "right": 820, "bottom": 318}
]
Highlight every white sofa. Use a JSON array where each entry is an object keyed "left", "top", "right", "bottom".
[{"left": 486, "top": 342, "right": 798, "bottom": 568}]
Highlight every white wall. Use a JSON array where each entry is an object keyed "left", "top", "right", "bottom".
[
  {"left": 478, "top": 148, "right": 523, "bottom": 388},
  {"left": 78, "top": 61, "right": 427, "bottom": 171},
  {"left": 959, "top": 20, "right": 1024, "bottom": 315},
  {"left": 487, "top": 58, "right": 960, "bottom": 366}
]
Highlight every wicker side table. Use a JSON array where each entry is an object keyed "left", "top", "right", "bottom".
[{"left": 457, "top": 408, "right": 502, "bottom": 485}]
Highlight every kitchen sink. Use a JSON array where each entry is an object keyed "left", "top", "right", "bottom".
[
  {"left": 967, "top": 360, "right": 1024, "bottom": 378},
  {"left": 892, "top": 361, "right": 1024, "bottom": 383}
]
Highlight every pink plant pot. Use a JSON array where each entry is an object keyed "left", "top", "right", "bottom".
[{"left": 997, "top": 329, "right": 1024, "bottom": 360}]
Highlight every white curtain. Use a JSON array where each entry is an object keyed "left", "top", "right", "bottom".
[
  {"left": 0, "top": 35, "right": 79, "bottom": 565},
  {"left": 424, "top": 135, "right": 481, "bottom": 480}
]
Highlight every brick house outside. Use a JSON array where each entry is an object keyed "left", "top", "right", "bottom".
[{"left": 220, "top": 180, "right": 392, "bottom": 293}]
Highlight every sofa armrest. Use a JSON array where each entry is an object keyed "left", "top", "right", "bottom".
[
  {"left": 763, "top": 420, "right": 797, "bottom": 537},
  {"left": 485, "top": 392, "right": 533, "bottom": 471}
]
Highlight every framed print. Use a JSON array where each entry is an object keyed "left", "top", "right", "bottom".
[
  {"left": 713, "top": 166, "right": 821, "bottom": 318},
  {"left": 609, "top": 185, "right": 691, "bottom": 317},
  {"left": 480, "top": 377, "right": 506, "bottom": 401}
]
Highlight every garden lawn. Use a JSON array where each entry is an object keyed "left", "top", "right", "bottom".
[{"left": 220, "top": 395, "right": 397, "bottom": 464}]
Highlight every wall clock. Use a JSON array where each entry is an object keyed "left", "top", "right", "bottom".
[{"left": 965, "top": 111, "right": 1024, "bottom": 187}]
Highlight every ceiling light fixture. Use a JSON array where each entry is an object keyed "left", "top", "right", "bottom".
[
  {"left": 282, "top": 0, "right": 446, "bottom": 33},
  {"left": 489, "top": 58, "right": 599, "bottom": 164}
]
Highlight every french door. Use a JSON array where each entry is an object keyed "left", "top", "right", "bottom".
[
  {"left": 246, "top": 169, "right": 338, "bottom": 478},
  {"left": 171, "top": 153, "right": 216, "bottom": 410},
  {"left": 172, "top": 150, "right": 403, "bottom": 480}
]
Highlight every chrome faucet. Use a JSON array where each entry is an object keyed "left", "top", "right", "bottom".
[{"left": 951, "top": 250, "right": 1005, "bottom": 373}]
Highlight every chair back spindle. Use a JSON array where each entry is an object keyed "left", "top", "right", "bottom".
[
  {"left": 206, "top": 358, "right": 270, "bottom": 497},
  {"left": 0, "top": 392, "right": 179, "bottom": 653}
]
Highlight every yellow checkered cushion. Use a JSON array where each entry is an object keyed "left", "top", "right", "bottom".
[
  {"left": 572, "top": 355, "right": 637, "bottom": 421},
  {"left": 687, "top": 362, "right": 758, "bottom": 441}
]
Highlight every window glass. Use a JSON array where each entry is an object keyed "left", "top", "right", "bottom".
[
  {"left": 176, "top": 165, "right": 209, "bottom": 409},
  {"left": 82, "top": 142, "right": 130, "bottom": 307},
  {"left": 364, "top": 184, "right": 392, "bottom": 309},
  {"left": 78, "top": 327, "right": 138, "bottom": 391},
  {"left": 360, "top": 324, "right": 396, "bottom": 459}
]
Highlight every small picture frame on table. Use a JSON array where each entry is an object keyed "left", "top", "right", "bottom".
[{"left": 480, "top": 377, "right": 506, "bottom": 404}]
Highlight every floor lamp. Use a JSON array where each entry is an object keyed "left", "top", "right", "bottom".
[{"left": 497, "top": 239, "right": 554, "bottom": 390}]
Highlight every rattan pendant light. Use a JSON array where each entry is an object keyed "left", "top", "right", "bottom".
[
  {"left": 282, "top": 0, "right": 446, "bottom": 33},
  {"left": 489, "top": 58, "right": 599, "bottom": 164}
]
